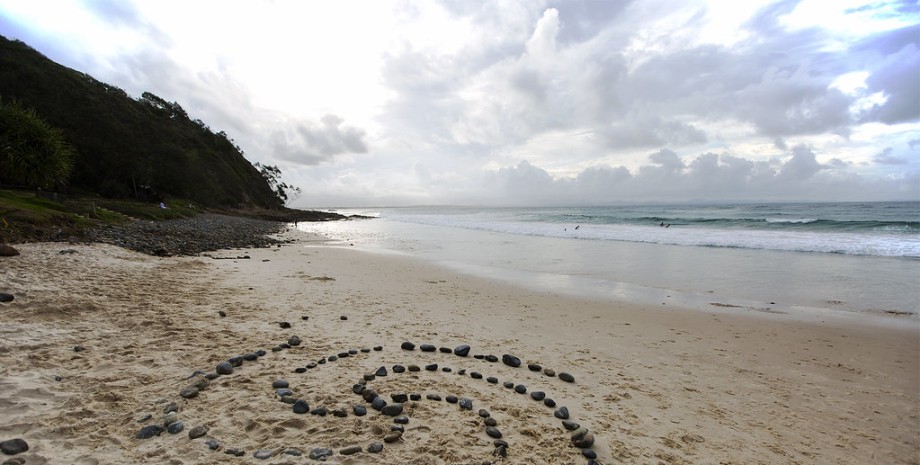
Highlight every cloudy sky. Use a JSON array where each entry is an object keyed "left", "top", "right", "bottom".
[{"left": 1, "top": 0, "right": 918, "bottom": 206}]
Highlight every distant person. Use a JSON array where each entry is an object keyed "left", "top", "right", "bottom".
[
  {"left": 575, "top": 225, "right": 580, "bottom": 230},
  {"left": 660, "top": 222, "right": 665, "bottom": 227}
]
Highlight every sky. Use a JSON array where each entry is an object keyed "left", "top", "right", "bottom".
[{"left": 1, "top": 0, "right": 918, "bottom": 207}]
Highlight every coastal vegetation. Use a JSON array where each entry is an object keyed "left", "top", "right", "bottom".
[{"left": 0, "top": 35, "right": 330, "bottom": 244}]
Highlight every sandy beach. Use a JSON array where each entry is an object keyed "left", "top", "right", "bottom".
[{"left": 1, "top": 229, "right": 917, "bottom": 465}]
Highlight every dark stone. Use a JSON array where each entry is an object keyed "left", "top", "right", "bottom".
[
  {"left": 487, "top": 377, "right": 498, "bottom": 384},
  {"left": 459, "top": 398, "right": 473, "bottom": 410},
  {"left": 454, "top": 344, "right": 471, "bottom": 356},
  {"left": 0, "top": 293, "right": 14, "bottom": 303},
  {"left": 394, "top": 416, "right": 409, "bottom": 424},
  {"left": 254, "top": 449, "right": 272, "bottom": 459},
  {"left": 73, "top": 345, "right": 86, "bottom": 352},
  {"left": 441, "top": 367, "right": 451, "bottom": 373},
  {"left": 478, "top": 409, "right": 490, "bottom": 418},
  {"left": 485, "top": 355, "right": 498, "bottom": 362},
  {"left": 362, "top": 389, "right": 378, "bottom": 403},
  {"left": 327, "top": 355, "right": 337, "bottom": 362},
  {"left": 256, "top": 349, "right": 266, "bottom": 356},
  {"left": 381, "top": 403, "right": 403, "bottom": 416},
  {"left": 391, "top": 425, "right": 404, "bottom": 432},
  {"left": 317, "top": 358, "right": 326, "bottom": 364},
  {"left": 167, "top": 421, "right": 185, "bottom": 434},
  {"left": 445, "top": 395, "right": 458, "bottom": 404},
  {"left": 301, "top": 315, "right": 310, "bottom": 320},
  {"left": 392, "top": 365, "right": 406, "bottom": 373},
  {"left": 136, "top": 425, "right": 164, "bottom": 439},
  {"left": 306, "top": 362, "right": 317, "bottom": 369},
  {"left": 338, "top": 352, "right": 349, "bottom": 358},
  {"left": 543, "top": 368, "right": 556, "bottom": 377},
  {"left": 348, "top": 349, "right": 358, "bottom": 354},
  {"left": 373, "top": 346, "right": 382, "bottom": 351},
  {"left": 293, "top": 367, "right": 306, "bottom": 373},
  {"left": 0, "top": 245, "right": 19, "bottom": 256},
  {"left": 409, "top": 394, "right": 421, "bottom": 401},
  {"left": 279, "top": 321, "right": 291, "bottom": 328},
  {"left": 228, "top": 356, "right": 243, "bottom": 367},
  {"left": 363, "top": 373, "right": 376, "bottom": 381},
  {"left": 275, "top": 388, "right": 293, "bottom": 397},
  {"left": 205, "top": 439, "right": 221, "bottom": 450},
  {"left": 309, "top": 448, "right": 334, "bottom": 460},
  {"left": 310, "top": 407, "right": 328, "bottom": 416},
  {"left": 485, "top": 426, "right": 502, "bottom": 438},
  {"left": 502, "top": 354, "right": 522, "bottom": 367},
  {"left": 353, "top": 405, "right": 367, "bottom": 416},
  {"left": 554, "top": 406, "right": 569, "bottom": 419},
  {"left": 188, "top": 425, "right": 209, "bottom": 439},
  {"left": 217, "top": 310, "right": 226, "bottom": 317},
  {"left": 352, "top": 384, "right": 365, "bottom": 395},
  {"left": 0, "top": 439, "right": 28, "bottom": 455},
  {"left": 371, "top": 397, "right": 387, "bottom": 411},
  {"left": 528, "top": 363, "right": 542, "bottom": 371},
  {"left": 164, "top": 402, "right": 179, "bottom": 414},
  {"left": 419, "top": 344, "right": 436, "bottom": 352},
  {"left": 439, "top": 347, "right": 452, "bottom": 353},
  {"left": 571, "top": 427, "right": 595, "bottom": 448},
  {"left": 562, "top": 420, "right": 580, "bottom": 431},
  {"left": 367, "top": 443, "right": 384, "bottom": 453},
  {"left": 375, "top": 366, "right": 388, "bottom": 377},
  {"left": 340, "top": 445, "right": 362, "bottom": 455},
  {"left": 288, "top": 336, "right": 302, "bottom": 346},
  {"left": 470, "top": 372, "right": 483, "bottom": 379},
  {"left": 225, "top": 448, "right": 245, "bottom": 457},
  {"left": 340, "top": 315, "right": 348, "bottom": 320},
  {"left": 360, "top": 348, "right": 371, "bottom": 353},
  {"left": 407, "top": 365, "right": 420, "bottom": 372},
  {"left": 583, "top": 449, "right": 598, "bottom": 459},
  {"left": 559, "top": 372, "right": 575, "bottom": 383},
  {"left": 384, "top": 431, "right": 402, "bottom": 443},
  {"left": 514, "top": 384, "right": 527, "bottom": 394},
  {"left": 503, "top": 381, "right": 514, "bottom": 389},
  {"left": 424, "top": 364, "right": 438, "bottom": 371},
  {"left": 544, "top": 398, "right": 557, "bottom": 408},
  {"left": 280, "top": 343, "right": 290, "bottom": 349},
  {"left": 243, "top": 352, "right": 258, "bottom": 361},
  {"left": 530, "top": 391, "right": 546, "bottom": 401},
  {"left": 271, "top": 346, "right": 282, "bottom": 352},
  {"left": 474, "top": 354, "right": 484, "bottom": 359},
  {"left": 293, "top": 399, "right": 310, "bottom": 414},
  {"left": 425, "top": 394, "right": 442, "bottom": 401},
  {"left": 400, "top": 341, "right": 416, "bottom": 350},
  {"left": 484, "top": 417, "right": 497, "bottom": 427},
  {"left": 205, "top": 372, "right": 219, "bottom": 380},
  {"left": 284, "top": 448, "right": 303, "bottom": 456},
  {"left": 179, "top": 387, "right": 198, "bottom": 399},
  {"left": 391, "top": 393, "right": 408, "bottom": 403}
]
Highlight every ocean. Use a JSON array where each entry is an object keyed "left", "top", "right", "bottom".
[{"left": 297, "top": 202, "right": 920, "bottom": 324}]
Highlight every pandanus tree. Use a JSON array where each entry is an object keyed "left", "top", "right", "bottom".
[{"left": 0, "top": 98, "right": 74, "bottom": 190}]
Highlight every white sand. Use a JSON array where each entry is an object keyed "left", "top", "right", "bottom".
[{"left": 0, "top": 230, "right": 917, "bottom": 464}]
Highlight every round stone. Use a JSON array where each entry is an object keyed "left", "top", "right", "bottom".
[
  {"left": 528, "top": 363, "right": 542, "bottom": 371},
  {"left": 392, "top": 365, "right": 406, "bottom": 373},
  {"left": 205, "top": 439, "right": 221, "bottom": 450},
  {"left": 381, "top": 403, "right": 403, "bottom": 416},
  {"left": 293, "top": 399, "right": 310, "bottom": 414},
  {"left": 562, "top": 420, "right": 581, "bottom": 431},
  {"left": 400, "top": 341, "right": 416, "bottom": 350},
  {"left": 243, "top": 352, "right": 258, "bottom": 361},
  {"left": 136, "top": 425, "right": 164, "bottom": 439},
  {"left": 543, "top": 368, "right": 556, "bottom": 377},
  {"left": 459, "top": 398, "right": 473, "bottom": 410},
  {"left": 420, "top": 344, "right": 436, "bottom": 352},
  {"left": 394, "top": 416, "right": 409, "bottom": 424},
  {"left": 514, "top": 384, "right": 527, "bottom": 394},
  {"left": 327, "top": 355, "right": 338, "bottom": 362},
  {"left": 228, "top": 356, "right": 243, "bottom": 367},
  {"left": 583, "top": 449, "right": 598, "bottom": 459},
  {"left": 487, "top": 377, "right": 498, "bottom": 384},
  {"left": 485, "top": 426, "right": 502, "bottom": 438},
  {"left": 188, "top": 425, "right": 209, "bottom": 439},
  {"left": 478, "top": 409, "right": 490, "bottom": 418},
  {"left": 559, "top": 372, "right": 575, "bottom": 383},
  {"left": 308, "top": 448, "right": 334, "bottom": 460},
  {"left": 485, "top": 355, "right": 498, "bottom": 362},
  {"left": 367, "top": 443, "right": 384, "bottom": 453},
  {"left": 470, "top": 372, "right": 483, "bottom": 379},
  {"left": 554, "top": 406, "right": 570, "bottom": 419},
  {"left": 454, "top": 344, "right": 471, "bottom": 356},
  {"left": 425, "top": 364, "right": 438, "bottom": 371},
  {"left": 503, "top": 381, "right": 514, "bottom": 389},
  {"left": 544, "top": 398, "right": 557, "bottom": 408},
  {"left": 384, "top": 431, "right": 402, "bottom": 443},
  {"left": 179, "top": 387, "right": 199, "bottom": 399},
  {"left": 340, "top": 445, "right": 362, "bottom": 455},
  {"left": 275, "top": 388, "right": 294, "bottom": 397},
  {"left": 254, "top": 449, "right": 272, "bottom": 459},
  {"left": 391, "top": 393, "right": 409, "bottom": 403},
  {"left": 572, "top": 427, "right": 595, "bottom": 448},
  {"left": 376, "top": 366, "right": 388, "bottom": 376},
  {"left": 216, "top": 362, "right": 233, "bottom": 375},
  {"left": 373, "top": 346, "right": 383, "bottom": 351},
  {"left": 288, "top": 336, "right": 302, "bottom": 346},
  {"left": 502, "top": 354, "right": 522, "bottom": 367},
  {"left": 407, "top": 365, "right": 421, "bottom": 372},
  {"left": 0, "top": 439, "right": 28, "bottom": 455},
  {"left": 166, "top": 421, "right": 184, "bottom": 434},
  {"left": 410, "top": 394, "right": 421, "bottom": 401},
  {"left": 530, "top": 391, "right": 546, "bottom": 401},
  {"left": 441, "top": 367, "right": 452, "bottom": 373},
  {"left": 439, "top": 347, "right": 452, "bottom": 353},
  {"left": 279, "top": 321, "right": 291, "bottom": 328},
  {"left": 484, "top": 417, "right": 497, "bottom": 427},
  {"left": 310, "top": 407, "right": 328, "bottom": 416},
  {"left": 371, "top": 397, "right": 387, "bottom": 410},
  {"left": 445, "top": 395, "right": 458, "bottom": 404},
  {"left": 293, "top": 367, "right": 306, "bottom": 373},
  {"left": 426, "top": 394, "right": 442, "bottom": 401},
  {"left": 164, "top": 412, "right": 178, "bottom": 426},
  {"left": 353, "top": 405, "right": 367, "bottom": 416}
]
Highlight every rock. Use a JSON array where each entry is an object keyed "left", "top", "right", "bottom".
[
  {"left": 544, "top": 398, "right": 557, "bottom": 408},
  {"left": 391, "top": 425, "right": 404, "bottom": 432},
  {"left": 514, "top": 384, "right": 527, "bottom": 394},
  {"left": 392, "top": 365, "right": 406, "bottom": 373},
  {"left": 583, "top": 449, "right": 598, "bottom": 459},
  {"left": 502, "top": 354, "right": 522, "bottom": 367},
  {"left": 308, "top": 448, "right": 334, "bottom": 460},
  {"left": 353, "top": 405, "right": 367, "bottom": 416},
  {"left": 383, "top": 431, "right": 402, "bottom": 443},
  {"left": 0, "top": 294, "right": 13, "bottom": 303},
  {"left": 425, "top": 394, "right": 442, "bottom": 401},
  {"left": 136, "top": 425, "right": 164, "bottom": 439},
  {"left": 284, "top": 448, "right": 303, "bottom": 456},
  {"left": 179, "top": 387, "right": 199, "bottom": 399},
  {"left": 0, "top": 439, "right": 28, "bottom": 455},
  {"left": 310, "top": 407, "right": 328, "bottom": 416},
  {"left": 192, "top": 377, "right": 209, "bottom": 390},
  {"left": 419, "top": 344, "right": 436, "bottom": 352},
  {"left": 425, "top": 364, "right": 438, "bottom": 371},
  {"left": 216, "top": 362, "right": 233, "bottom": 375},
  {"left": 327, "top": 355, "right": 337, "bottom": 362},
  {"left": 459, "top": 398, "right": 473, "bottom": 410},
  {"left": 188, "top": 425, "right": 209, "bottom": 439},
  {"left": 394, "top": 416, "right": 409, "bottom": 424},
  {"left": 543, "top": 368, "right": 556, "bottom": 377},
  {"left": 164, "top": 402, "right": 179, "bottom": 414},
  {"left": 275, "top": 388, "right": 293, "bottom": 397},
  {"left": 167, "top": 421, "right": 185, "bottom": 434},
  {"left": 279, "top": 321, "right": 291, "bottom": 328},
  {"left": 73, "top": 345, "right": 86, "bottom": 352},
  {"left": 375, "top": 366, "right": 388, "bottom": 377},
  {"left": 454, "top": 344, "right": 471, "bottom": 356},
  {"left": 502, "top": 381, "right": 514, "bottom": 389},
  {"left": 409, "top": 394, "right": 421, "bottom": 401},
  {"left": 367, "top": 443, "right": 384, "bottom": 453},
  {"left": 163, "top": 412, "right": 178, "bottom": 426},
  {"left": 530, "top": 391, "right": 546, "bottom": 401},
  {"left": 441, "top": 367, "right": 452, "bottom": 373},
  {"left": 559, "top": 372, "right": 575, "bottom": 383},
  {"left": 554, "top": 406, "right": 569, "bottom": 419},
  {"left": 363, "top": 373, "right": 376, "bottom": 381},
  {"left": 439, "top": 347, "right": 452, "bottom": 353},
  {"left": 470, "top": 372, "right": 483, "bottom": 379},
  {"left": 217, "top": 310, "right": 227, "bottom": 317},
  {"left": 225, "top": 448, "right": 245, "bottom": 457},
  {"left": 340, "top": 445, "right": 362, "bottom": 455},
  {"left": 362, "top": 389, "right": 378, "bottom": 402},
  {"left": 562, "top": 420, "right": 580, "bottom": 431},
  {"left": 0, "top": 245, "right": 20, "bottom": 257},
  {"left": 400, "top": 341, "right": 416, "bottom": 350},
  {"left": 371, "top": 397, "right": 387, "bottom": 411},
  {"left": 254, "top": 449, "right": 272, "bottom": 459},
  {"left": 478, "top": 409, "right": 490, "bottom": 418},
  {"left": 391, "top": 393, "right": 408, "bottom": 403},
  {"left": 528, "top": 363, "right": 542, "bottom": 371},
  {"left": 243, "top": 352, "right": 258, "bottom": 361},
  {"left": 373, "top": 346, "right": 383, "bottom": 351},
  {"left": 407, "top": 365, "right": 420, "bottom": 372},
  {"left": 205, "top": 439, "right": 221, "bottom": 450},
  {"left": 293, "top": 399, "right": 310, "bottom": 414},
  {"left": 446, "top": 395, "right": 458, "bottom": 404},
  {"left": 273, "top": 379, "right": 289, "bottom": 389},
  {"left": 352, "top": 384, "right": 365, "bottom": 395},
  {"left": 484, "top": 417, "right": 497, "bottom": 427},
  {"left": 288, "top": 336, "right": 302, "bottom": 346},
  {"left": 571, "top": 427, "right": 595, "bottom": 448},
  {"left": 485, "top": 355, "right": 498, "bottom": 362},
  {"left": 381, "top": 403, "right": 403, "bottom": 416},
  {"left": 338, "top": 352, "right": 350, "bottom": 358},
  {"left": 340, "top": 315, "right": 348, "bottom": 320},
  {"left": 485, "top": 426, "right": 502, "bottom": 438},
  {"left": 333, "top": 408, "right": 348, "bottom": 417}
]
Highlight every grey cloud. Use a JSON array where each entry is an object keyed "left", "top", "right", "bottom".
[
  {"left": 859, "top": 29, "right": 920, "bottom": 124},
  {"left": 874, "top": 147, "right": 909, "bottom": 165},
  {"left": 600, "top": 117, "right": 707, "bottom": 149},
  {"left": 269, "top": 115, "right": 368, "bottom": 166}
]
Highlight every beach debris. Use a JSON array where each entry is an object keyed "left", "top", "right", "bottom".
[
  {"left": 0, "top": 439, "right": 28, "bottom": 455},
  {"left": 0, "top": 293, "right": 13, "bottom": 303},
  {"left": 502, "top": 354, "right": 522, "bottom": 367}
]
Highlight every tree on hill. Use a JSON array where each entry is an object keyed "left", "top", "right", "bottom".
[
  {"left": 0, "top": 97, "right": 74, "bottom": 189},
  {"left": 254, "top": 162, "right": 302, "bottom": 206}
]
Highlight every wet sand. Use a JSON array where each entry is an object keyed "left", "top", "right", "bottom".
[{"left": 0, "top": 230, "right": 917, "bottom": 464}]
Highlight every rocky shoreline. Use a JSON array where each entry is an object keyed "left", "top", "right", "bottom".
[{"left": 89, "top": 214, "right": 297, "bottom": 256}]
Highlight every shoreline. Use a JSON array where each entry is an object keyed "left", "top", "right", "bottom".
[{"left": 0, "top": 230, "right": 917, "bottom": 464}]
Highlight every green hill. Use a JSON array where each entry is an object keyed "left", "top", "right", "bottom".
[{"left": 0, "top": 35, "right": 282, "bottom": 210}]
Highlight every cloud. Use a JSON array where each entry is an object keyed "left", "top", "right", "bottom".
[
  {"left": 873, "top": 147, "right": 909, "bottom": 165},
  {"left": 269, "top": 114, "right": 369, "bottom": 166}
]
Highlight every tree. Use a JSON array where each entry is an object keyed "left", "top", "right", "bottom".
[
  {"left": 0, "top": 97, "right": 74, "bottom": 189},
  {"left": 254, "top": 162, "right": 301, "bottom": 206}
]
